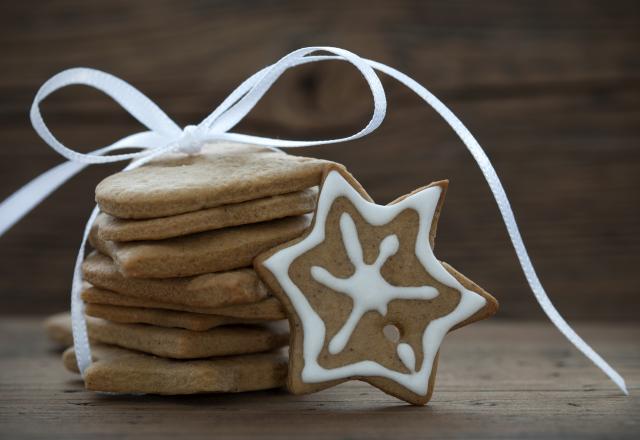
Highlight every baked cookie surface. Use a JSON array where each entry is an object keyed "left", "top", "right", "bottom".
[
  {"left": 81, "top": 285, "right": 286, "bottom": 319},
  {"left": 95, "top": 142, "right": 332, "bottom": 219},
  {"left": 256, "top": 167, "right": 498, "bottom": 405},
  {"left": 89, "top": 215, "right": 311, "bottom": 278},
  {"left": 63, "top": 343, "right": 288, "bottom": 394},
  {"left": 84, "top": 316, "right": 289, "bottom": 359},
  {"left": 85, "top": 303, "right": 276, "bottom": 331},
  {"left": 95, "top": 188, "right": 318, "bottom": 241},
  {"left": 82, "top": 252, "right": 271, "bottom": 309}
]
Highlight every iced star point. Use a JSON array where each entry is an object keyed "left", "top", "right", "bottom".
[{"left": 257, "top": 167, "right": 498, "bottom": 404}]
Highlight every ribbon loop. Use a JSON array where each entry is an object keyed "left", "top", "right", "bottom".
[
  {"left": 30, "top": 68, "right": 182, "bottom": 164},
  {"left": 207, "top": 47, "right": 386, "bottom": 139},
  {"left": 0, "top": 46, "right": 627, "bottom": 395}
]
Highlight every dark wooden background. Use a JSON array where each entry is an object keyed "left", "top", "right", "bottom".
[{"left": 1, "top": 0, "right": 638, "bottom": 320}]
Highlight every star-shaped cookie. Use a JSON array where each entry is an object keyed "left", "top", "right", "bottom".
[{"left": 254, "top": 166, "right": 498, "bottom": 405}]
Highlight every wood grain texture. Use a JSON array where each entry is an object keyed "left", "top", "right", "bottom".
[
  {"left": 1, "top": 0, "right": 639, "bottom": 318},
  {"left": 0, "top": 318, "right": 638, "bottom": 439}
]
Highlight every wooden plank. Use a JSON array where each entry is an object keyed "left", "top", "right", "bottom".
[
  {"left": 0, "top": 318, "right": 637, "bottom": 439},
  {"left": 0, "top": 0, "right": 639, "bottom": 318}
]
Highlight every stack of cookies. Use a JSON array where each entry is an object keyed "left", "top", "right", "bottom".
[{"left": 50, "top": 143, "right": 335, "bottom": 395}]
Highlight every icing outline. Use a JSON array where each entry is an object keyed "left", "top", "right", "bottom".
[{"left": 263, "top": 170, "right": 487, "bottom": 396}]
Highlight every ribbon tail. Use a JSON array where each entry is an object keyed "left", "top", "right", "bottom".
[
  {"left": 70, "top": 158, "right": 149, "bottom": 376},
  {"left": 70, "top": 205, "right": 99, "bottom": 376},
  {"left": 368, "top": 59, "right": 628, "bottom": 395},
  {"left": 486, "top": 169, "right": 629, "bottom": 395},
  {"left": 0, "top": 160, "right": 88, "bottom": 237},
  {"left": 0, "top": 159, "right": 99, "bottom": 372},
  {"left": 0, "top": 131, "right": 167, "bottom": 239}
]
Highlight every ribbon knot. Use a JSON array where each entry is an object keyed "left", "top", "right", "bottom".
[{"left": 172, "top": 125, "right": 206, "bottom": 155}]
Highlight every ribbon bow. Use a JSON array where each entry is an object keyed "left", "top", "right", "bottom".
[{"left": 0, "top": 46, "right": 627, "bottom": 395}]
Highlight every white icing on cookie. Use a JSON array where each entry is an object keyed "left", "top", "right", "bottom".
[
  {"left": 263, "top": 170, "right": 487, "bottom": 396},
  {"left": 397, "top": 343, "right": 417, "bottom": 372},
  {"left": 311, "top": 212, "right": 439, "bottom": 354}
]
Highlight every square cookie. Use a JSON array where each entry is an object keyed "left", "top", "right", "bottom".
[
  {"left": 64, "top": 343, "right": 287, "bottom": 394},
  {"left": 85, "top": 316, "right": 289, "bottom": 359},
  {"left": 95, "top": 142, "right": 334, "bottom": 219},
  {"left": 85, "top": 303, "right": 276, "bottom": 331},
  {"left": 44, "top": 312, "right": 74, "bottom": 347},
  {"left": 95, "top": 188, "right": 318, "bottom": 241},
  {"left": 81, "top": 284, "right": 286, "bottom": 320},
  {"left": 89, "top": 215, "right": 311, "bottom": 278},
  {"left": 82, "top": 252, "right": 270, "bottom": 309}
]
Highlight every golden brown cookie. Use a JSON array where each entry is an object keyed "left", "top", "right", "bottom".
[
  {"left": 255, "top": 167, "right": 498, "bottom": 405},
  {"left": 84, "top": 316, "right": 288, "bottom": 359},
  {"left": 43, "top": 312, "right": 74, "bottom": 347},
  {"left": 82, "top": 252, "right": 270, "bottom": 309},
  {"left": 89, "top": 215, "right": 311, "bottom": 278},
  {"left": 63, "top": 344, "right": 288, "bottom": 394},
  {"left": 85, "top": 303, "right": 274, "bottom": 331},
  {"left": 81, "top": 284, "right": 286, "bottom": 320},
  {"left": 95, "top": 142, "right": 333, "bottom": 219},
  {"left": 95, "top": 187, "right": 318, "bottom": 241}
]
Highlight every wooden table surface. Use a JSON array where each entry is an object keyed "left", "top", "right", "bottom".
[{"left": 0, "top": 318, "right": 637, "bottom": 439}]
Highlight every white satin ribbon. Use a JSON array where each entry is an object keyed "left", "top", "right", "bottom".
[{"left": 0, "top": 46, "right": 627, "bottom": 395}]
